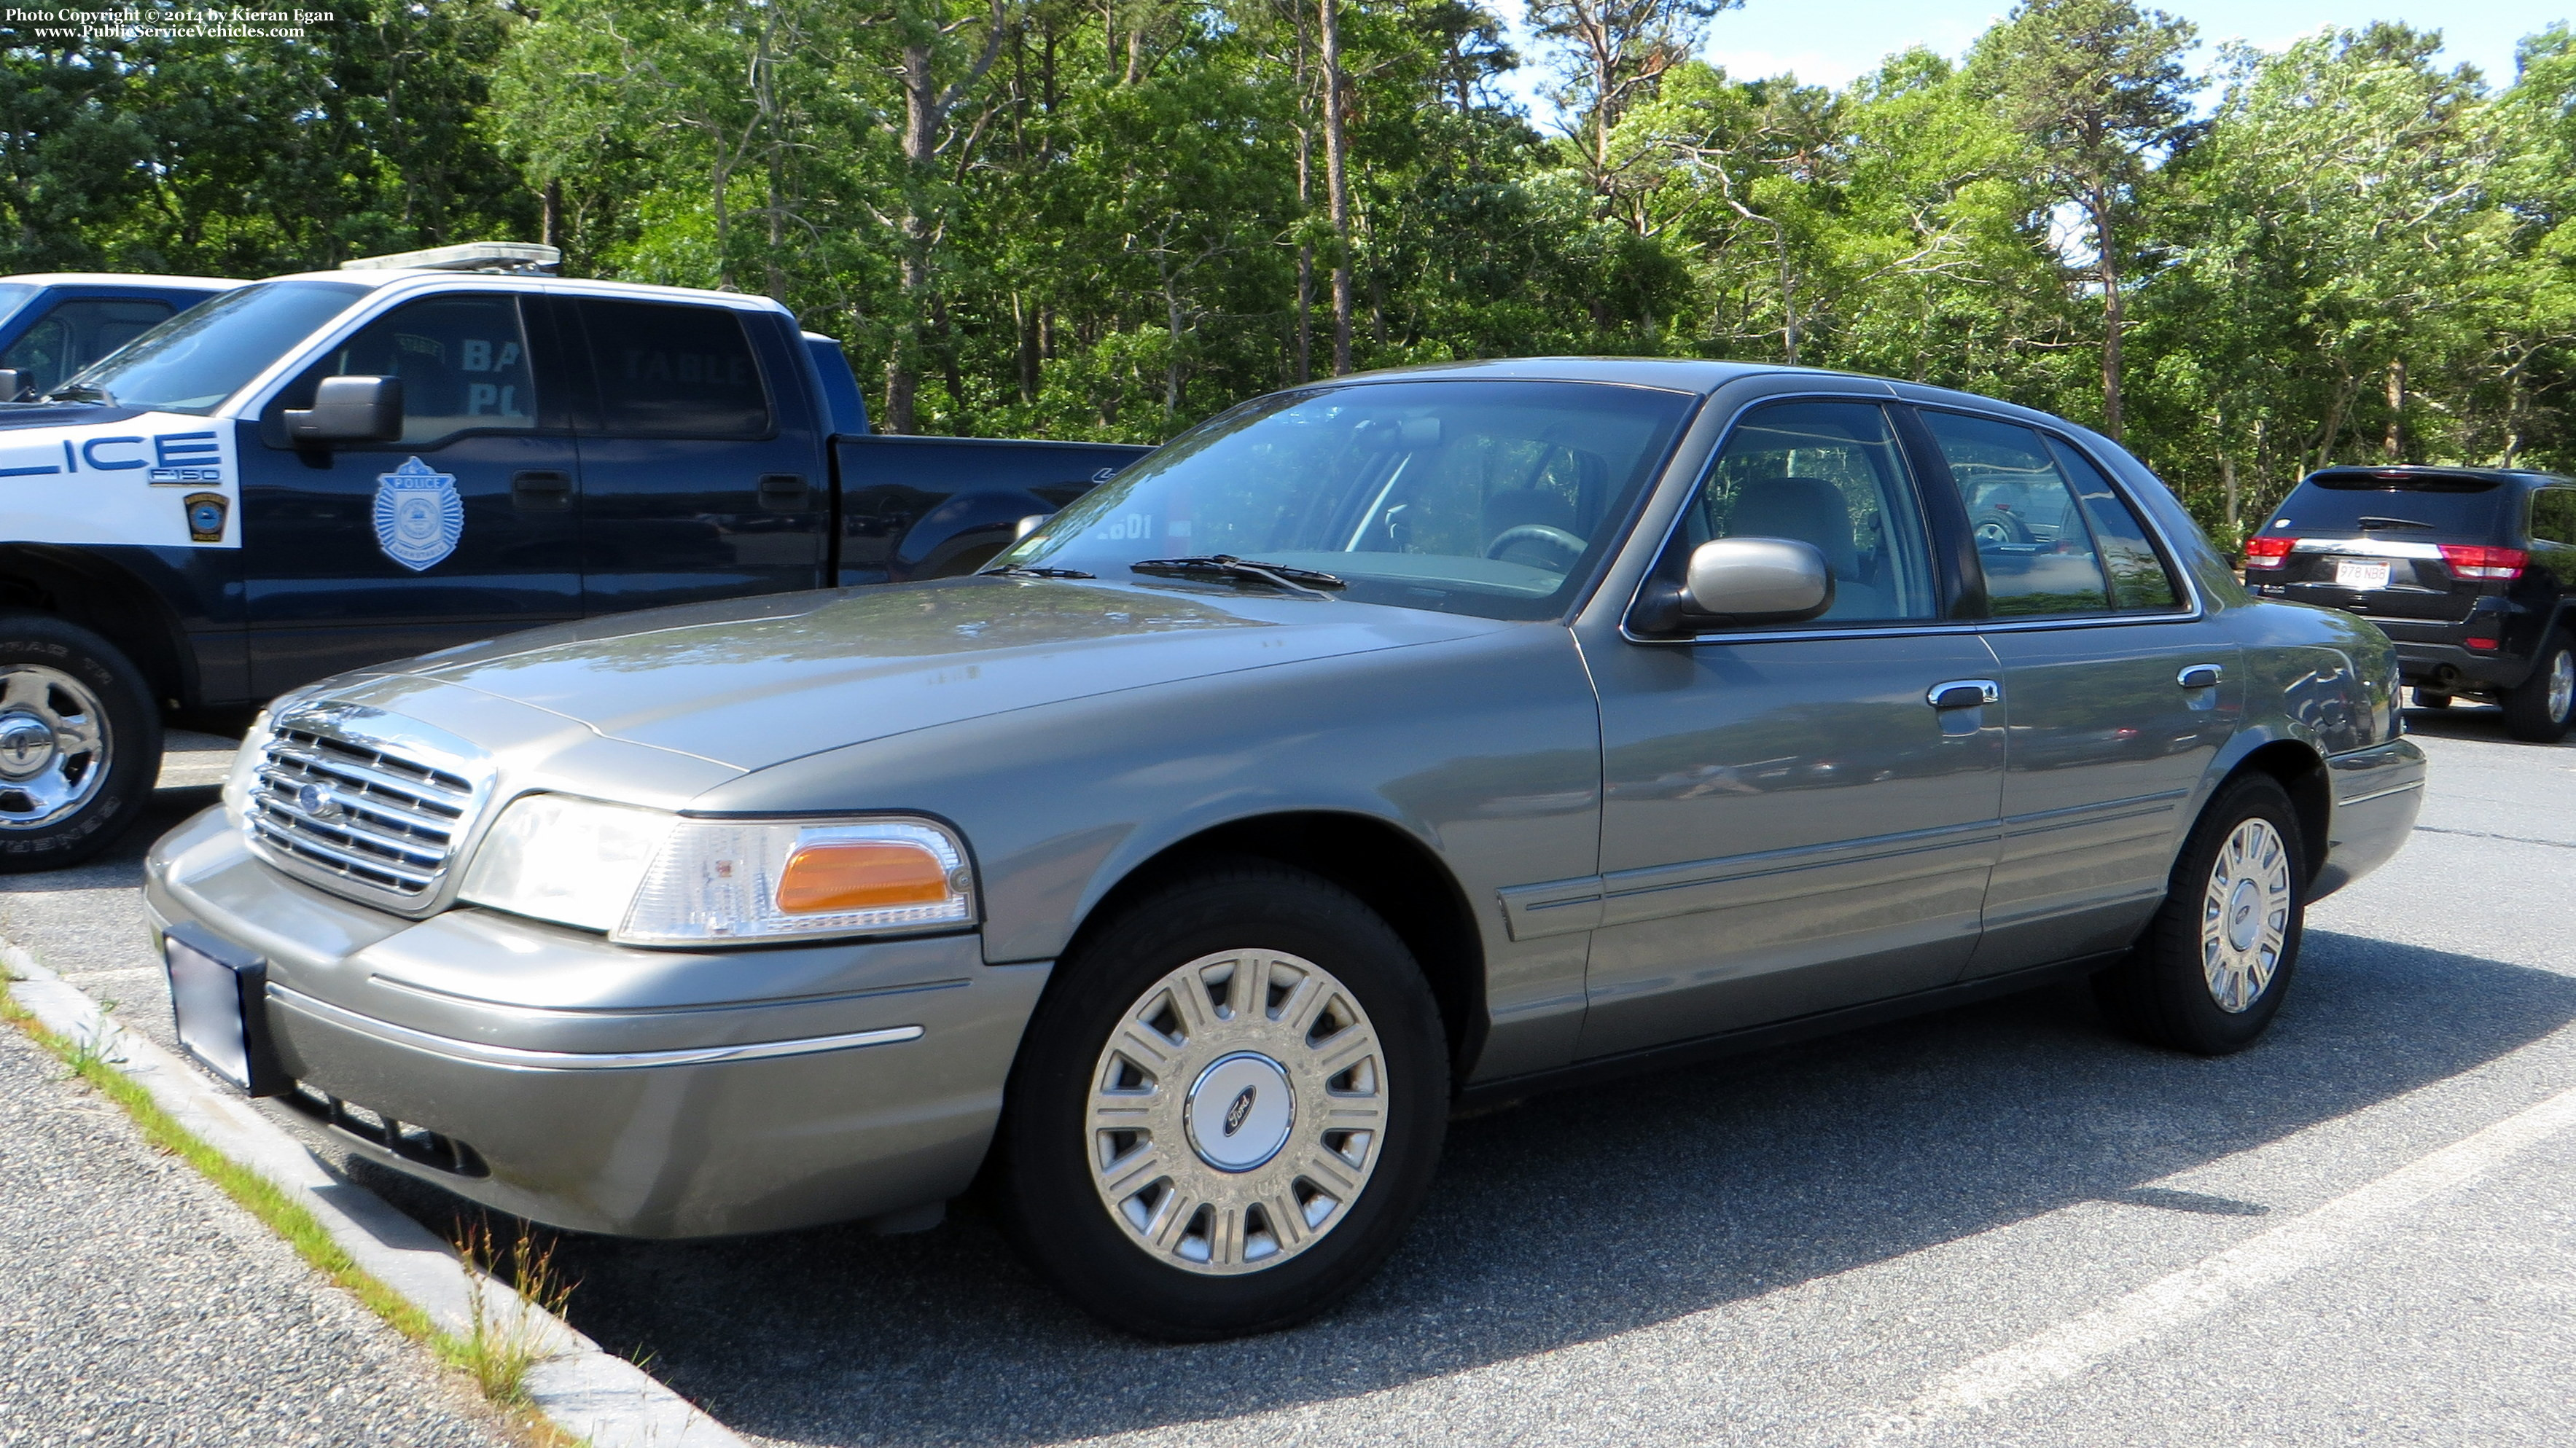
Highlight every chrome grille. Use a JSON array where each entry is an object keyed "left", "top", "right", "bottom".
[{"left": 247, "top": 724, "right": 475, "bottom": 900}]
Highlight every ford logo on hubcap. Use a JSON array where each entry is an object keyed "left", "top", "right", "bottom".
[{"left": 1222, "top": 1086, "right": 1257, "bottom": 1137}]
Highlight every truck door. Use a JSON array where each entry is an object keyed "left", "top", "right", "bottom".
[
  {"left": 240, "top": 290, "right": 583, "bottom": 696},
  {"left": 560, "top": 297, "right": 829, "bottom": 615}
]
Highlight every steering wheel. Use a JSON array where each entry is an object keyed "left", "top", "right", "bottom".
[{"left": 1485, "top": 523, "right": 1586, "bottom": 572}]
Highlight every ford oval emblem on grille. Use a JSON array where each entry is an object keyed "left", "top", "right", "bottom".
[{"left": 296, "top": 782, "right": 343, "bottom": 820}]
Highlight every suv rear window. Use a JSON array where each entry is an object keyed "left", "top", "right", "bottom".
[{"left": 2266, "top": 471, "right": 2507, "bottom": 539}]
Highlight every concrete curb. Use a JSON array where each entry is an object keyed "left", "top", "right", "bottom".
[{"left": 1, "top": 939, "right": 748, "bottom": 1448}]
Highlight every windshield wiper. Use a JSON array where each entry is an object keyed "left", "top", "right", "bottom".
[
  {"left": 42, "top": 382, "right": 111, "bottom": 405},
  {"left": 1130, "top": 555, "right": 1347, "bottom": 597},
  {"left": 2355, "top": 515, "right": 2434, "bottom": 531},
  {"left": 980, "top": 563, "right": 1095, "bottom": 580}
]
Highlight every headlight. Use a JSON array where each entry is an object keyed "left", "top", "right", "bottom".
[
  {"left": 220, "top": 711, "right": 273, "bottom": 826},
  {"left": 460, "top": 794, "right": 975, "bottom": 947}
]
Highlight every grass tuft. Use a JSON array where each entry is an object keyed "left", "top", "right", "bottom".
[{"left": 447, "top": 1217, "right": 578, "bottom": 1407}]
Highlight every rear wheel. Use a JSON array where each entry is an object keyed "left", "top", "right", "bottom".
[
  {"left": 2500, "top": 632, "right": 2574, "bottom": 743},
  {"left": 0, "top": 614, "right": 160, "bottom": 872},
  {"left": 999, "top": 862, "right": 1448, "bottom": 1340},
  {"left": 2411, "top": 688, "right": 2452, "bottom": 710},
  {"left": 2095, "top": 773, "right": 2305, "bottom": 1055}
]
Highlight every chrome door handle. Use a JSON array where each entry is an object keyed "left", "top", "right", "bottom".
[
  {"left": 1927, "top": 678, "right": 2001, "bottom": 710},
  {"left": 2177, "top": 663, "right": 2224, "bottom": 689}
]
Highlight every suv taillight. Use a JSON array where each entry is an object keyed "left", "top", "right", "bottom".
[
  {"left": 2438, "top": 544, "right": 2526, "bottom": 580},
  {"left": 2243, "top": 536, "right": 2295, "bottom": 569}
]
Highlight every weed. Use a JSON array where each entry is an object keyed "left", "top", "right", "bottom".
[{"left": 448, "top": 1217, "right": 577, "bottom": 1408}]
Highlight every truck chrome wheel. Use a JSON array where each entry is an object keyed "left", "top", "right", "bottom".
[
  {"left": 1088, "top": 948, "right": 1387, "bottom": 1275},
  {"left": 2201, "top": 817, "right": 2292, "bottom": 1012},
  {"left": 2550, "top": 651, "right": 2574, "bottom": 725},
  {"left": 0, "top": 665, "right": 110, "bottom": 831}
]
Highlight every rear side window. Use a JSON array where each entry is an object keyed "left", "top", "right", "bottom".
[
  {"left": 2, "top": 299, "right": 176, "bottom": 394},
  {"left": 2045, "top": 437, "right": 2179, "bottom": 611},
  {"left": 1921, "top": 411, "right": 2110, "bottom": 617},
  {"left": 2529, "top": 488, "right": 2576, "bottom": 546},
  {"left": 2265, "top": 473, "right": 2506, "bottom": 539},
  {"left": 575, "top": 300, "right": 770, "bottom": 438}
]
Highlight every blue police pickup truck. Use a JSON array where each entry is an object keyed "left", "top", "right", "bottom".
[
  {"left": 0, "top": 273, "right": 249, "bottom": 402},
  {"left": 0, "top": 244, "right": 1148, "bottom": 869}
]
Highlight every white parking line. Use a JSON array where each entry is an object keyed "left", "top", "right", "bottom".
[{"left": 1859, "top": 1079, "right": 2576, "bottom": 1443}]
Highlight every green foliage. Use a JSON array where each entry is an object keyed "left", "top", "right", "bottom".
[{"left": 12, "top": 2, "right": 2576, "bottom": 540}]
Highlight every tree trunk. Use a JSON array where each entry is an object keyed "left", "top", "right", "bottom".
[
  {"left": 2219, "top": 442, "right": 2239, "bottom": 541},
  {"left": 1161, "top": 263, "right": 1185, "bottom": 415},
  {"left": 2382, "top": 358, "right": 2405, "bottom": 461},
  {"left": 1292, "top": 0, "right": 1314, "bottom": 384},
  {"left": 1319, "top": 0, "right": 1353, "bottom": 375},
  {"left": 2092, "top": 183, "right": 2123, "bottom": 441},
  {"left": 886, "top": 39, "right": 940, "bottom": 434},
  {"left": 541, "top": 179, "right": 562, "bottom": 251},
  {"left": 1015, "top": 292, "right": 1039, "bottom": 404}
]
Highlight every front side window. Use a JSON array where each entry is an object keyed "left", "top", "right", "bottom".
[
  {"left": 1, "top": 300, "right": 175, "bottom": 396},
  {"left": 56, "top": 280, "right": 367, "bottom": 413},
  {"left": 996, "top": 379, "right": 1697, "bottom": 621},
  {"left": 1924, "top": 410, "right": 2111, "bottom": 617},
  {"left": 576, "top": 299, "right": 770, "bottom": 438},
  {"left": 1676, "top": 399, "right": 1940, "bottom": 624},
  {"left": 279, "top": 294, "right": 540, "bottom": 445}
]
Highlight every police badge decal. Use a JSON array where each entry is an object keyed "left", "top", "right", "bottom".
[{"left": 372, "top": 457, "right": 465, "bottom": 571}]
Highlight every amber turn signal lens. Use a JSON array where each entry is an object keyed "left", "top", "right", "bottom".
[{"left": 776, "top": 842, "right": 952, "bottom": 913}]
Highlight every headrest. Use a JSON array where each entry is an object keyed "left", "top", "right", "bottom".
[{"left": 1730, "top": 475, "right": 1857, "bottom": 576}]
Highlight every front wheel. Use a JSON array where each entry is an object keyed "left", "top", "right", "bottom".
[
  {"left": 999, "top": 862, "right": 1448, "bottom": 1339},
  {"left": 2500, "top": 632, "right": 2574, "bottom": 743},
  {"left": 2095, "top": 773, "right": 2306, "bottom": 1055},
  {"left": 0, "top": 614, "right": 160, "bottom": 872}
]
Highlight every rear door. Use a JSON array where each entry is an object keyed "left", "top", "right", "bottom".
[
  {"left": 561, "top": 296, "right": 829, "bottom": 616},
  {"left": 1910, "top": 410, "right": 2241, "bottom": 977},
  {"left": 241, "top": 288, "right": 584, "bottom": 694}
]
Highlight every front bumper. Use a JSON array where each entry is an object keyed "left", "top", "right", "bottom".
[
  {"left": 2315, "top": 737, "right": 2428, "bottom": 899},
  {"left": 142, "top": 805, "right": 1050, "bottom": 1239}
]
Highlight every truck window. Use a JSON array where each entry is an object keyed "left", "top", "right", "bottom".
[
  {"left": 283, "top": 294, "right": 542, "bottom": 445},
  {"left": 575, "top": 299, "right": 771, "bottom": 438},
  {"left": 1, "top": 299, "right": 174, "bottom": 395}
]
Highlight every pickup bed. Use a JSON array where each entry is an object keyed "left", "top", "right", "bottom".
[{"left": 0, "top": 262, "right": 1149, "bottom": 866}]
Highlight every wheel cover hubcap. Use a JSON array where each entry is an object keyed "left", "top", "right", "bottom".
[
  {"left": 0, "top": 665, "right": 110, "bottom": 830},
  {"left": 1086, "top": 948, "right": 1388, "bottom": 1275},
  {"left": 2201, "top": 818, "right": 2293, "bottom": 1014},
  {"left": 2549, "top": 651, "right": 2572, "bottom": 724}
]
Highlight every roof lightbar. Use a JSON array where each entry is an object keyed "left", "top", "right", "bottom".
[{"left": 340, "top": 243, "right": 562, "bottom": 275}]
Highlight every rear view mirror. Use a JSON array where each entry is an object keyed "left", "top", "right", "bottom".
[
  {"left": 284, "top": 375, "right": 403, "bottom": 445},
  {"left": 1630, "top": 536, "right": 1834, "bottom": 635}
]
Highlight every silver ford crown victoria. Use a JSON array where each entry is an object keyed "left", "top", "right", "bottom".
[{"left": 144, "top": 361, "right": 2424, "bottom": 1339}]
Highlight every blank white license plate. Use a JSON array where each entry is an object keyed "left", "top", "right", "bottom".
[
  {"left": 164, "top": 929, "right": 268, "bottom": 1094},
  {"left": 2335, "top": 559, "right": 2391, "bottom": 590}
]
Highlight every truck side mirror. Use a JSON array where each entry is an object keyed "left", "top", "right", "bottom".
[
  {"left": 283, "top": 375, "right": 403, "bottom": 445},
  {"left": 1629, "top": 537, "right": 1835, "bottom": 636},
  {"left": 0, "top": 368, "right": 27, "bottom": 402}
]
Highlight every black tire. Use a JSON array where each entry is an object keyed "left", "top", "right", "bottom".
[
  {"left": 1972, "top": 509, "right": 2034, "bottom": 547},
  {"left": 2094, "top": 773, "right": 2306, "bottom": 1056},
  {"left": 0, "top": 614, "right": 160, "bottom": 872},
  {"left": 2411, "top": 689, "right": 2452, "bottom": 710},
  {"left": 2499, "top": 631, "right": 2574, "bottom": 743},
  {"left": 999, "top": 861, "right": 1449, "bottom": 1340}
]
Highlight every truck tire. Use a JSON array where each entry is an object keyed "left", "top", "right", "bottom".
[
  {"left": 2499, "top": 631, "right": 2574, "bottom": 743},
  {"left": 0, "top": 614, "right": 162, "bottom": 872},
  {"left": 998, "top": 861, "right": 1448, "bottom": 1340},
  {"left": 2094, "top": 773, "right": 2306, "bottom": 1056},
  {"left": 2411, "top": 688, "right": 2452, "bottom": 709}
]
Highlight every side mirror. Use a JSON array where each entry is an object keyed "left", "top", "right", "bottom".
[
  {"left": 0, "top": 368, "right": 27, "bottom": 402},
  {"left": 1013, "top": 512, "right": 1053, "bottom": 541},
  {"left": 283, "top": 375, "right": 403, "bottom": 445},
  {"left": 1630, "top": 536, "right": 1834, "bottom": 635}
]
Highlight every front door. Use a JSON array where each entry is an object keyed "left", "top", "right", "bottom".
[
  {"left": 561, "top": 295, "right": 829, "bottom": 616},
  {"left": 1911, "top": 409, "right": 2243, "bottom": 976},
  {"left": 240, "top": 289, "right": 583, "bottom": 696},
  {"left": 1575, "top": 398, "right": 2007, "bottom": 1060}
]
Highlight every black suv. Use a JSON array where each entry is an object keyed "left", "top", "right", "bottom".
[{"left": 2246, "top": 466, "right": 2576, "bottom": 741}]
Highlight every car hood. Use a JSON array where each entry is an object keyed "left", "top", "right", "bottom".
[{"left": 342, "top": 577, "right": 1506, "bottom": 772}]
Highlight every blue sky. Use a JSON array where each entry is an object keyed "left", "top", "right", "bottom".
[{"left": 1494, "top": 1, "right": 2569, "bottom": 122}]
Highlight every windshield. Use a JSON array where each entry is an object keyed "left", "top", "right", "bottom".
[
  {"left": 53, "top": 280, "right": 369, "bottom": 413},
  {"left": 0, "top": 283, "right": 36, "bottom": 333},
  {"left": 2269, "top": 471, "right": 2506, "bottom": 539},
  {"left": 995, "top": 379, "right": 1698, "bottom": 620}
]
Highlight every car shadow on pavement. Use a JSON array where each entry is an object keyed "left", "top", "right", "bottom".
[
  {"left": 333, "top": 925, "right": 2576, "bottom": 1448},
  {"left": 2398, "top": 702, "right": 2575, "bottom": 748}
]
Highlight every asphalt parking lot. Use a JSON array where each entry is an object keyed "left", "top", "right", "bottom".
[{"left": 5, "top": 708, "right": 2572, "bottom": 1447}]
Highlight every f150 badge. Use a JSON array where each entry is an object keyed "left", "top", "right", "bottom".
[{"left": 373, "top": 457, "right": 464, "bottom": 571}]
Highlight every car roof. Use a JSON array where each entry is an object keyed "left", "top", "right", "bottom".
[
  {"left": 0, "top": 273, "right": 249, "bottom": 289},
  {"left": 1305, "top": 358, "right": 2099, "bottom": 433},
  {"left": 261, "top": 267, "right": 795, "bottom": 315},
  {"left": 2303, "top": 464, "right": 2573, "bottom": 492}
]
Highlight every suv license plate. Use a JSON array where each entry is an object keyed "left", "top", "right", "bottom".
[
  {"left": 2335, "top": 559, "right": 2391, "bottom": 590},
  {"left": 163, "top": 925, "right": 288, "bottom": 1097}
]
